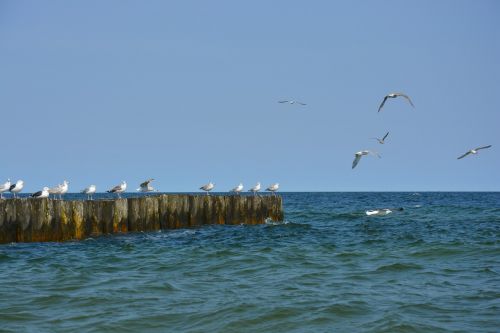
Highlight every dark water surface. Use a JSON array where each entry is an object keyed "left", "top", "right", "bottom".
[{"left": 1, "top": 192, "right": 499, "bottom": 332}]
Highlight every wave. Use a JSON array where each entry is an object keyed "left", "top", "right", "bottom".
[{"left": 375, "top": 262, "right": 423, "bottom": 272}]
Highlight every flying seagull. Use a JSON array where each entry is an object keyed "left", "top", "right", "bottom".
[
  {"left": 137, "top": 178, "right": 156, "bottom": 192},
  {"left": 230, "top": 183, "right": 243, "bottom": 195},
  {"left": 31, "top": 187, "right": 50, "bottom": 199},
  {"left": 278, "top": 100, "right": 306, "bottom": 106},
  {"left": 378, "top": 93, "right": 414, "bottom": 112},
  {"left": 457, "top": 145, "right": 492, "bottom": 160},
  {"left": 352, "top": 150, "right": 381, "bottom": 169},
  {"left": 81, "top": 185, "right": 96, "bottom": 200},
  {"left": 107, "top": 181, "right": 127, "bottom": 198},
  {"left": 249, "top": 182, "right": 261, "bottom": 196},
  {"left": 371, "top": 132, "right": 389, "bottom": 144},
  {"left": 200, "top": 182, "right": 215, "bottom": 196},
  {"left": 266, "top": 183, "right": 279, "bottom": 196},
  {"left": 9, "top": 180, "right": 24, "bottom": 198},
  {"left": 0, "top": 179, "right": 11, "bottom": 199}
]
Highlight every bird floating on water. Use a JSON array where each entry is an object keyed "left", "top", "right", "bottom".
[
  {"left": 32, "top": 187, "right": 50, "bottom": 199},
  {"left": 9, "top": 180, "right": 24, "bottom": 198},
  {"left": 0, "top": 179, "right": 11, "bottom": 199},
  {"left": 378, "top": 93, "right": 414, "bottom": 112},
  {"left": 200, "top": 182, "right": 215, "bottom": 196},
  {"left": 107, "top": 181, "right": 127, "bottom": 198},
  {"left": 231, "top": 183, "right": 243, "bottom": 195},
  {"left": 137, "top": 178, "right": 156, "bottom": 192},
  {"left": 249, "top": 182, "right": 261, "bottom": 196},
  {"left": 352, "top": 150, "right": 381, "bottom": 169},
  {"left": 266, "top": 183, "right": 279, "bottom": 196},
  {"left": 371, "top": 132, "right": 389, "bottom": 144},
  {"left": 457, "top": 145, "right": 492, "bottom": 160},
  {"left": 81, "top": 185, "right": 96, "bottom": 200},
  {"left": 278, "top": 100, "right": 306, "bottom": 106}
]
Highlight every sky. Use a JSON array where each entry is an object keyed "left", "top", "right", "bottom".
[{"left": 1, "top": 0, "right": 499, "bottom": 192}]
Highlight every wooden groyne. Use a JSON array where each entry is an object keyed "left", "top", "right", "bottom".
[{"left": 0, "top": 195, "right": 284, "bottom": 243}]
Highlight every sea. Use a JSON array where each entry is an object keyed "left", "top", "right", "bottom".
[{"left": 1, "top": 192, "right": 499, "bottom": 332}]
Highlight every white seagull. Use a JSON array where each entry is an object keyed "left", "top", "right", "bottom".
[
  {"left": 278, "top": 100, "right": 306, "bottom": 106},
  {"left": 249, "top": 182, "right": 261, "bottom": 196},
  {"left": 371, "top": 132, "right": 389, "bottom": 144},
  {"left": 0, "top": 179, "right": 11, "bottom": 199},
  {"left": 9, "top": 180, "right": 24, "bottom": 198},
  {"left": 48, "top": 180, "right": 69, "bottom": 200},
  {"left": 81, "top": 185, "right": 97, "bottom": 200},
  {"left": 230, "top": 183, "right": 244, "bottom": 195},
  {"left": 266, "top": 183, "right": 279, "bottom": 196},
  {"left": 107, "top": 181, "right": 127, "bottom": 198},
  {"left": 137, "top": 178, "right": 156, "bottom": 192},
  {"left": 200, "top": 182, "right": 215, "bottom": 196},
  {"left": 457, "top": 145, "right": 492, "bottom": 160},
  {"left": 31, "top": 187, "right": 50, "bottom": 199},
  {"left": 378, "top": 92, "right": 414, "bottom": 112},
  {"left": 352, "top": 150, "right": 381, "bottom": 169}
]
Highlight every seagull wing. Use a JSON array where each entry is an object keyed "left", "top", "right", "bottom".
[
  {"left": 457, "top": 151, "right": 471, "bottom": 160},
  {"left": 475, "top": 145, "right": 492, "bottom": 151},
  {"left": 396, "top": 93, "right": 415, "bottom": 108},
  {"left": 352, "top": 155, "right": 362, "bottom": 169},
  {"left": 378, "top": 96, "right": 389, "bottom": 112},
  {"left": 140, "top": 179, "right": 153, "bottom": 188},
  {"left": 382, "top": 132, "right": 389, "bottom": 141},
  {"left": 278, "top": 100, "right": 289, "bottom": 103},
  {"left": 31, "top": 190, "right": 42, "bottom": 197},
  {"left": 108, "top": 184, "right": 122, "bottom": 192},
  {"left": 9, "top": 184, "right": 15, "bottom": 191},
  {"left": 297, "top": 102, "right": 307, "bottom": 105}
]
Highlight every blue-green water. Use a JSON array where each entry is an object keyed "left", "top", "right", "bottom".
[{"left": 1, "top": 192, "right": 499, "bottom": 332}]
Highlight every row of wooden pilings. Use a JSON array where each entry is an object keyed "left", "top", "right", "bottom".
[{"left": 0, "top": 194, "right": 284, "bottom": 243}]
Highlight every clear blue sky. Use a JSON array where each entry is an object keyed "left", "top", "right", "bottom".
[{"left": 1, "top": 0, "right": 499, "bottom": 192}]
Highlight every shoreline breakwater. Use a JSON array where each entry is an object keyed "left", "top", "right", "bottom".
[{"left": 0, "top": 194, "right": 284, "bottom": 243}]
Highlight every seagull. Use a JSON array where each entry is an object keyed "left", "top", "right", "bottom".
[
  {"left": 266, "top": 183, "right": 279, "bottom": 196},
  {"left": 59, "top": 180, "right": 69, "bottom": 200},
  {"left": 230, "top": 183, "right": 243, "bottom": 195},
  {"left": 0, "top": 179, "right": 11, "bottom": 199},
  {"left": 31, "top": 187, "right": 50, "bottom": 199},
  {"left": 352, "top": 150, "right": 381, "bottom": 169},
  {"left": 457, "top": 145, "right": 492, "bottom": 160},
  {"left": 378, "top": 92, "right": 414, "bottom": 112},
  {"left": 81, "top": 185, "right": 96, "bottom": 200},
  {"left": 371, "top": 132, "right": 389, "bottom": 144},
  {"left": 9, "top": 180, "right": 24, "bottom": 198},
  {"left": 137, "top": 178, "right": 156, "bottom": 192},
  {"left": 249, "top": 182, "right": 261, "bottom": 196},
  {"left": 48, "top": 180, "right": 68, "bottom": 200},
  {"left": 200, "top": 182, "right": 215, "bottom": 196},
  {"left": 107, "top": 181, "right": 127, "bottom": 198},
  {"left": 278, "top": 100, "right": 306, "bottom": 106}
]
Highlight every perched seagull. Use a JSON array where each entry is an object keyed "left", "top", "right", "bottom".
[
  {"left": 249, "top": 182, "right": 261, "bottom": 196},
  {"left": 59, "top": 180, "right": 69, "bottom": 200},
  {"left": 200, "top": 182, "right": 215, "bottom": 196},
  {"left": 371, "top": 132, "right": 389, "bottom": 144},
  {"left": 278, "top": 100, "right": 306, "bottom": 106},
  {"left": 457, "top": 145, "right": 492, "bottom": 160},
  {"left": 107, "top": 181, "right": 127, "bottom": 198},
  {"left": 0, "top": 179, "right": 11, "bottom": 199},
  {"left": 81, "top": 185, "right": 96, "bottom": 200},
  {"left": 137, "top": 178, "right": 156, "bottom": 192},
  {"left": 31, "top": 187, "right": 50, "bottom": 199},
  {"left": 231, "top": 183, "right": 244, "bottom": 195},
  {"left": 378, "top": 92, "right": 414, "bottom": 112},
  {"left": 352, "top": 150, "right": 381, "bottom": 169},
  {"left": 48, "top": 180, "right": 68, "bottom": 200},
  {"left": 266, "top": 183, "right": 279, "bottom": 196},
  {"left": 9, "top": 180, "right": 24, "bottom": 198}
]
